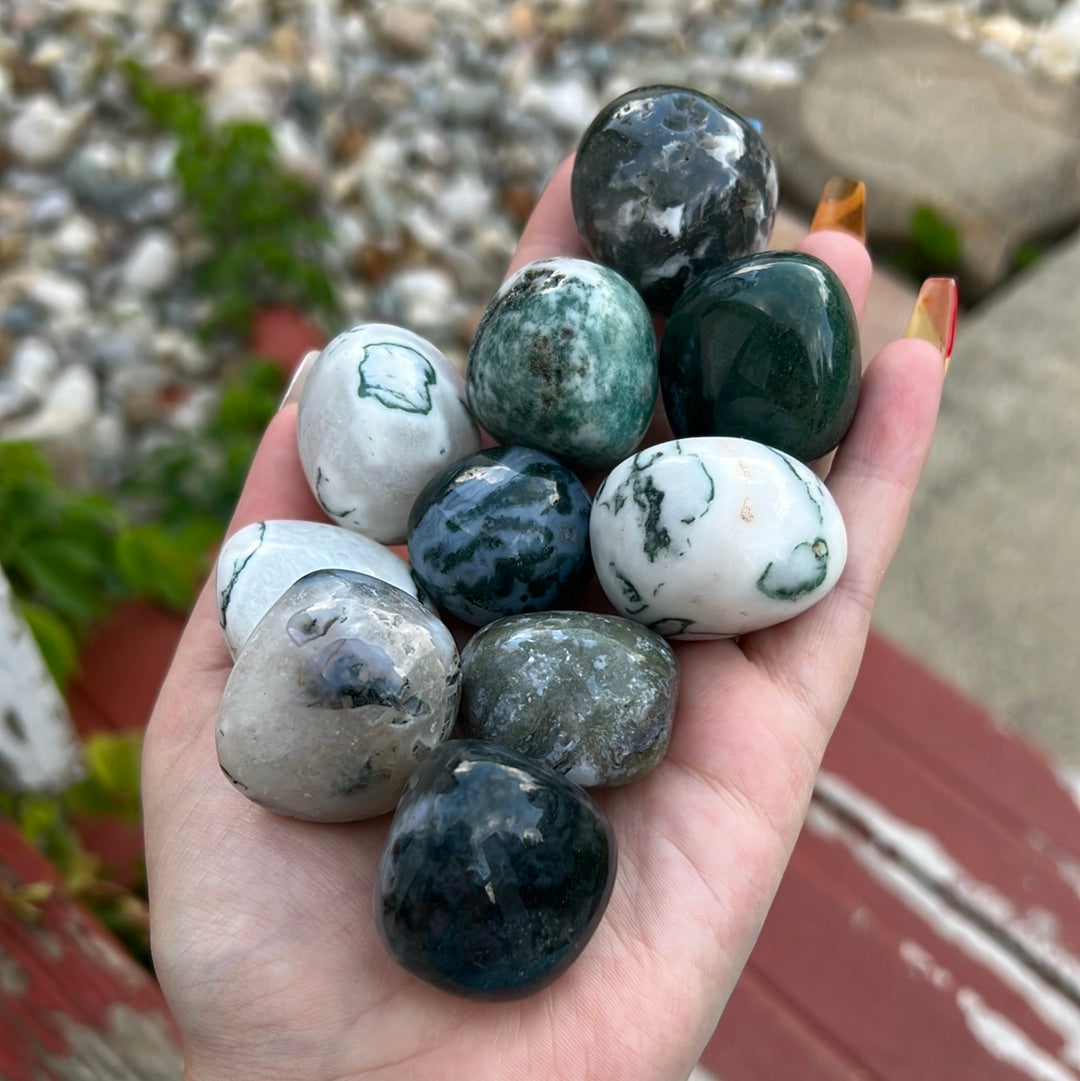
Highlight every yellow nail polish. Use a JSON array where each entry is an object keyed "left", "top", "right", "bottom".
[
  {"left": 904, "top": 277, "right": 958, "bottom": 373},
  {"left": 810, "top": 178, "right": 867, "bottom": 243}
]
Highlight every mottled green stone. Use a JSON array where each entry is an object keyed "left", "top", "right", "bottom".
[
  {"left": 466, "top": 258, "right": 657, "bottom": 470},
  {"left": 458, "top": 611, "right": 678, "bottom": 786},
  {"left": 659, "top": 251, "right": 861, "bottom": 463}
]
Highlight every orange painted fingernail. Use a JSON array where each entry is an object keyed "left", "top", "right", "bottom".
[
  {"left": 810, "top": 178, "right": 867, "bottom": 243},
  {"left": 904, "top": 277, "right": 958, "bottom": 373}
]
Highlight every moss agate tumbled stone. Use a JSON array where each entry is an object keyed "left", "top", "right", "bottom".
[
  {"left": 215, "top": 519, "right": 428, "bottom": 659},
  {"left": 590, "top": 437, "right": 848, "bottom": 638},
  {"left": 375, "top": 739, "right": 616, "bottom": 1000},
  {"left": 216, "top": 570, "right": 459, "bottom": 822},
  {"left": 296, "top": 322, "right": 479, "bottom": 545},
  {"left": 660, "top": 251, "right": 861, "bottom": 463},
  {"left": 459, "top": 611, "right": 677, "bottom": 786},
  {"left": 466, "top": 258, "right": 657, "bottom": 469},
  {"left": 407, "top": 446, "right": 592, "bottom": 627},
  {"left": 571, "top": 84, "right": 777, "bottom": 313}
]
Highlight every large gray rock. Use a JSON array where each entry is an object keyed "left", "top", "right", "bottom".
[
  {"left": 748, "top": 12, "right": 1080, "bottom": 298},
  {"left": 873, "top": 228, "right": 1080, "bottom": 766}
]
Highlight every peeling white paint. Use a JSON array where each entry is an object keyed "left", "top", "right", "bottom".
[
  {"left": 957, "top": 988, "right": 1079, "bottom": 1081},
  {"left": 900, "top": 939, "right": 954, "bottom": 992},
  {"left": 1029, "top": 828, "right": 1080, "bottom": 901},
  {"left": 687, "top": 1066, "right": 723, "bottom": 1081},
  {"left": 43, "top": 1004, "right": 181, "bottom": 1081},
  {"left": 814, "top": 772, "right": 1080, "bottom": 1001},
  {"left": 0, "top": 944, "right": 29, "bottom": 995},
  {"left": 1054, "top": 766, "right": 1080, "bottom": 817},
  {"left": 808, "top": 790, "right": 1080, "bottom": 1070}
]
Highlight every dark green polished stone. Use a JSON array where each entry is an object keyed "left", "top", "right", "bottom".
[
  {"left": 570, "top": 84, "right": 777, "bottom": 313},
  {"left": 458, "top": 611, "right": 678, "bottom": 787},
  {"left": 659, "top": 251, "right": 861, "bottom": 463},
  {"left": 375, "top": 739, "right": 616, "bottom": 1000}
]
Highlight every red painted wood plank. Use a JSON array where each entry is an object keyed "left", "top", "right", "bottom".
[
  {"left": 0, "top": 819, "right": 181, "bottom": 1080},
  {"left": 68, "top": 600, "right": 185, "bottom": 738},
  {"left": 704, "top": 964, "right": 874, "bottom": 1080},
  {"left": 822, "top": 702, "right": 1080, "bottom": 973},
  {"left": 854, "top": 634, "right": 1080, "bottom": 861},
  {"left": 746, "top": 817, "right": 1080, "bottom": 1079}
]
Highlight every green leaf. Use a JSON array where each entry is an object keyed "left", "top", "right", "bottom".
[
  {"left": 67, "top": 733, "right": 142, "bottom": 821},
  {"left": 18, "top": 602, "right": 81, "bottom": 689},
  {"left": 15, "top": 541, "right": 115, "bottom": 626},
  {"left": 114, "top": 523, "right": 214, "bottom": 612},
  {"left": 910, "top": 205, "right": 961, "bottom": 268}
]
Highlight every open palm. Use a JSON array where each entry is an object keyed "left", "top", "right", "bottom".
[{"left": 142, "top": 158, "right": 944, "bottom": 1081}]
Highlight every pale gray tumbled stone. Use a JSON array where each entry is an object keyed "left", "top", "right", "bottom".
[
  {"left": 216, "top": 569, "right": 459, "bottom": 822},
  {"left": 215, "top": 518, "right": 426, "bottom": 658}
]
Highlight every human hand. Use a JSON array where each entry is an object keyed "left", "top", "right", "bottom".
[{"left": 141, "top": 159, "right": 948, "bottom": 1081}]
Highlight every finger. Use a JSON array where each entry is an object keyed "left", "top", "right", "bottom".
[
  {"left": 226, "top": 404, "right": 324, "bottom": 533},
  {"left": 745, "top": 328, "right": 947, "bottom": 746},
  {"left": 798, "top": 229, "right": 872, "bottom": 322},
  {"left": 504, "top": 155, "right": 590, "bottom": 280}
]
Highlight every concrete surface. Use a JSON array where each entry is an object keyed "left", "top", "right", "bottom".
[{"left": 873, "top": 226, "right": 1080, "bottom": 770}]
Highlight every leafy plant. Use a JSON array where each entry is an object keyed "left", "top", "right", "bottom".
[
  {"left": 887, "top": 203, "right": 963, "bottom": 285},
  {"left": 0, "top": 442, "right": 128, "bottom": 687},
  {"left": 119, "top": 358, "right": 285, "bottom": 554},
  {"left": 124, "top": 60, "right": 340, "bottom": 340},
  {"left": 0, "top": 732, "right": 150, "bottom": 966}
]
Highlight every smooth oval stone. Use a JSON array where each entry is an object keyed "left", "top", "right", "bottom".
[
  {"left": 660, "top": 251, "right": 861, "bottom": 463},
  {"left": 590, "top": 437, "right": 847, "bottom": 638},
  {"left": 458, "top": 611, "right": 677, "bottom": 786},
  {"left": 296, "top": 322, "right": 480, "bottom": 544},
  {"left": 375, "top": 738, "right": 616, "bottom": 1000},
  {"left": 216, "top": 570, "right": 459, "bottom": 822},
  {"left": 571, "top": 84, "right": 777, "bottom": 313},
  {"left": 407, "top": 446, "right": 592, "bottom": 627},
  {"left": 215, "top": 519, "right": 427, "bottom": 658},
  {"left": 466, "top": 258, "right": 657, "bottom": 470}
]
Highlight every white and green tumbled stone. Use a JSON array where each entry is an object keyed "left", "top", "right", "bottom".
[
  {"left": 216, "top": 569, "right": 459, "bottom": 822},
  {"left": 458, "top": 611, "right": 678, "bottom": 787},
  {"left": 590, "top": 437, "right": 847, "bottom": 638},
  {"left": 466, "top": 258, "right": 657, "bottom": 470},
  {"left": 296, "top": 323, "right": 480, "bottom": 545},
  {"left": 215, "top": 519, "right": 428, "bottom": 658}
]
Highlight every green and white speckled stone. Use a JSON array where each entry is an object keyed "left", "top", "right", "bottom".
[
  {"left": 458, "top": 611, "right": 678, "bottom": 787},
  {"left": 590, "top": 437, "right": 847, "bottom": 638},
  {"left": 466, "top": 258, "right": 657, "bottom": 470}
]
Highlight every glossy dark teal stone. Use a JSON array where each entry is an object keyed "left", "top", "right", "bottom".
[
  {"left": 659, "top": 251, "right": 861, "bottom": 463},
  {"left": 406, "top": 446, "right": 592, "bottom": 627},
  {"left": 375, "top": 739, "right": 617, "bottom": 1000}
]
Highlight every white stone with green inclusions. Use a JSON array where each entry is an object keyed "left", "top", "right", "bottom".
[
  {"left": 466, "top": 257, "right": 657, "bottom": 471},
  {"left": 297, "top": 323, "right": 480, "bottom": 546},
  {"left": 590, "top": 437, "right": 848, "bottom": 638}
]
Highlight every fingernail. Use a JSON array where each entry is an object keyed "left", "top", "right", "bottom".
[
  {"left": 810, "top": 178, "right": 867, "bottom": 243},
  {"left": 904, "top": 277, "right": 958, "bottom": 373},
  {"left": 279, "top": 349, "right": 321, "bottom": 410}
]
